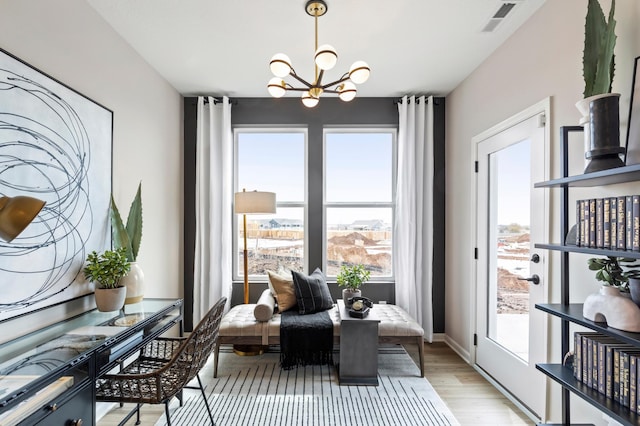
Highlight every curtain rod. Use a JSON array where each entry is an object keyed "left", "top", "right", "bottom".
[
  {"left": 202, "top": 97, "right": 236, "bottom": 105},
  {"left": 394, "top": 97, "right": 441, "bottom": 105}
]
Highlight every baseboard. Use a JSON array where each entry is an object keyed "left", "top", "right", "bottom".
[
  {"left": 431, "top": 333, "right": 446, "bottom": 342},
  {"left": 443, "top": 335, "right": 471, "bottom": 363}
]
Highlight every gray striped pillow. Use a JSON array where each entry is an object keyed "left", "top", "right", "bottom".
[{"left": 291, "top": 268, "right": 334, "bottom": 315}]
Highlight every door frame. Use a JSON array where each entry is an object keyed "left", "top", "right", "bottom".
[{"left": 469, "top": 97, "right": 551, "bottom": 421}]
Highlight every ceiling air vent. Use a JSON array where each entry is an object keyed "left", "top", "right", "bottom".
[{"left": 481, "top": 2, "right": 517, "bottom": 33}]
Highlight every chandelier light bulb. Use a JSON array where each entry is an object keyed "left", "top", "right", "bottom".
[
  {"left": 338, "top": 81, "right": 357, "bottom": 102},
  {"left": 349, "top": 61, "right": 370, "bottom": 84},
  {"left": 270, "top": 53, "right": 292, "bottom": 77},
  {"left": 314, "top": 44, "right": 338, "bottom": 71},
  {"left": 267, "top": 78, "right": 287, "bottom": 98},
  {"left": 301, "top": 91, "right": 319, "bottom": 108}
]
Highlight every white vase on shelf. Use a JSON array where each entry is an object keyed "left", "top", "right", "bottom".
[
  {"left": 121, "top": 262, "right": 144, "bottom": 305},
  {"left": 583, "top": 285, "right": 640, "bottom": 332}
]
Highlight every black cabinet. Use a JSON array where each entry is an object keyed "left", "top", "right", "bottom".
[{"left": 535, "top": 126, "right": 640, "bottom": 425}]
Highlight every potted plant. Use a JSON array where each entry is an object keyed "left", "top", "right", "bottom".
[
  {"left": 336, "top": 264, "right": 370, "bottom": 307},
  {"left": 110, "top": 182, "right": 144, "bottom": 304},
  {"left": 84, "top": 247, "right": 131, "bottom": 311},
  {"left": 577, "top": 0, "right": 623, "bottom": 172},
  {"left": 588, "top": 256, "right": 640, "bottom": 305}
]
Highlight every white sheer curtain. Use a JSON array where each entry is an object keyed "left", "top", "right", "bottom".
[
  {"left": 193, "top": 96, "right": 232, "bottom": 323},
  {"left": 395, "top": 95, "right": 434, "bottom": 342}
]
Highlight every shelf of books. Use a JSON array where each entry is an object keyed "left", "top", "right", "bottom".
[
  {"left": 537, "top": 363, "right": 640, "bottom": 426},
  {"left": 535, "top": 244, "right": 640, "bottom": 259}
]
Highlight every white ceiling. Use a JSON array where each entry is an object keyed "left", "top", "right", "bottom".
[{"left": 87, "top": 0, "right": 546, "bottom": 98}]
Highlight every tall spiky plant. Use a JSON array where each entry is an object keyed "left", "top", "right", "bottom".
[
  {"left": 583, "top": 0, "right": 617, "bottom": 98},
  {"left": 110, "top": 182, "right": 143, "bottom": 262}
]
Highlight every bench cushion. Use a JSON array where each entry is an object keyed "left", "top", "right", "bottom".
[{"left": 220, "top": 303, "right": 423, "bottom": 342}]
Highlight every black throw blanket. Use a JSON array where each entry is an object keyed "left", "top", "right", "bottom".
[{"left": 280, "top": 310, "right": 334, "bottom": 370}]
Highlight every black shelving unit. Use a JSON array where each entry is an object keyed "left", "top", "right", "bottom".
[{"left": 535, "top": 126, "right": 640, "bottom": 425}]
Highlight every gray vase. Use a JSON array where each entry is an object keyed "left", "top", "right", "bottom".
[
  {"left": 629, "top": 278, "right": 640, "bottom": 308},
  {"left": 342, "top": 288, "right": 361, "bottom": 307}
]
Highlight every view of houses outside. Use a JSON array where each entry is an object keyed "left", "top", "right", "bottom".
[{"left": 237, "top": 214, "right": 392, "bottom": 277}]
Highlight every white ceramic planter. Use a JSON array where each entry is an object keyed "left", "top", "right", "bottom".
[
  {"left": 342, "top": 288, "right": 361, "bottom": 307},
  {"left": 583, "top": 285, "right": 640, "bottom": 332},
  {"left": 121, "top": 262, "right": 145, "bottom": 304}
]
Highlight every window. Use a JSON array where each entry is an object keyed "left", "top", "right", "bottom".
[
  {"left": 324, "top": 130, "right": 395, "bottom": 278},
  {"left": 234, "top": 129, "right": 306, "bottom": 278}
]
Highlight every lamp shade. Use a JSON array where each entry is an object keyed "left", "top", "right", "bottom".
[
  {"left": 314, "top": 44, "right": 337, "bottom": 71},
  {"left": 267, "top": 78, "right": 287, "bottom": 98},
  {"left": 301, "top": 91, "right": 319, "bottom": 108},
  {"left": 349, "top": 61, "right": 370, "bottom": 84},
  {"left": 0, "top": 195, "right": 45, "bottom": 242},
  {"left": 234, "top": 190, "right": 276, "bottom": 214},
  {"left": 338, "top": 81, "right": 357, "bottom": 102},
  {"left": 270, "top": 53, "right": 292, "bottom": 78}
]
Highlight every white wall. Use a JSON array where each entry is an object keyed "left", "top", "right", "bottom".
[
  {"left": 446, "top": 0, "right": 639, "bottom": 423},
  {"left": 0, "top": 0, "right": 183, "bottom": 337}
]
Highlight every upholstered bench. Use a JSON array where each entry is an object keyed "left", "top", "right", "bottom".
[{"left": 214, "top": 296, "right": 425, "bottom": 378}]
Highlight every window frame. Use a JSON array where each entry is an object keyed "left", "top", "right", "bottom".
[
  {"left": 232, "top": 127, "right": 308, "bottom": 280},
  {"left": 322, "top": 127, "right": 397, "bottom": 281}
]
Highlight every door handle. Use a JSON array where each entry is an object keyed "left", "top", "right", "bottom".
[{"left": 518, "top": 274, "right": 540, "bottom": 285}]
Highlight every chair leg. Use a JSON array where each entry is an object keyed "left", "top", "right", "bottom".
[
  {"left": 196, "top": 373, "right": 215, "bottom": 425},
  {"left": 213, "top": 341, "right": 220, "bottom": 378},
  {"left": 164, "top": 401, "right": 172, "bottom": 426},
  {"left": 418, "top": 337, "right": 425, "bottom": 377},
  {"left": 135, "top": 403, "right": 141, "bottom": 425}
]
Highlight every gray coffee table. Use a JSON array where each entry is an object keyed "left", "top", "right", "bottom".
[{"left": 337, "top": 300, "right": 380, "bottom": 385}]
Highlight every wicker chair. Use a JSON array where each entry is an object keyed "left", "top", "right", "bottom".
[{"left": 96, "top": 297, "right": 227, "bottom": 426}]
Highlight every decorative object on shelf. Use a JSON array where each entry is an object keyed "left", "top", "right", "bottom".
[
  {"left": 629, "top": 277, "right": 640, "bottom": 308},
  {"left": 337, "top": 263, "right": 371, "bottom": 307},
  {"left": 587, "top": 256, "right": 640, "bottom": 291},
  {"left": 267, "top": 0, "right": 370, "bottom": 108},
  {"left": 83, "top": 248, "right": 130, "bottom": 312},
  {"left": 0, "top": 195, "right": 45, "bottom": 242},
  {"left": 583, "top": 285, "right": 640, "bottom": 332},
  {"left": 576, "top": 0, "right": 623, "bottom": 173},
  {"left": 110, "top": 182, "right": 144, "bottom": 304},
  {"left": 233, "top": 189, "right": 276, "bottom": 356},
  {"left": 625, "top": 56, "right": 640, "bottom": 165}
]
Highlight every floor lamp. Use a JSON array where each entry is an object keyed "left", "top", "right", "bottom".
[
  {"left": 0, "top": 196, "right": 45, "bottom": 242},
  {"left": 234, "top": 189, "right": 276, "bottom": 355}
]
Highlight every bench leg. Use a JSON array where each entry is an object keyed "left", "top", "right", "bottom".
[
  {"left": 417, "top": 337, "right": 425, "bottom": 377},
  {"left": 213, "top": 340, "right": 221, "bottom": 378}
]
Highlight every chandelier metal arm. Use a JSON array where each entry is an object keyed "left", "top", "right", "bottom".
[
  {"left": 320, "top": 74, "right": 350, "bottom": 90},
  {"left": 288, "top": 71, "right": 313, "bottom": 89}
]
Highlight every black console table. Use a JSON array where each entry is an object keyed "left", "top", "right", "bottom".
[{"left": 0, "top": 298, "right": 183, "bottom": 426}]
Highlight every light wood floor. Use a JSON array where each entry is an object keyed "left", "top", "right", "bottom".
[{"left": 98, "top": 342, "right": 534, "bottom": 426}]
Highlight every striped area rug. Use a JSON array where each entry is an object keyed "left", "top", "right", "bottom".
[{"left": 155, "top": 346, "right": 459, "bottom": 426}]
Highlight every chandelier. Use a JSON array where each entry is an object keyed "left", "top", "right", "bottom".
[{"left": 267, "top": 0, "right": 370, "bottom": 108}]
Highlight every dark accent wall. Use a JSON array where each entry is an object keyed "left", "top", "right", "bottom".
[{"left": 183, "top": 97, "right": 445, "bottom": 333}]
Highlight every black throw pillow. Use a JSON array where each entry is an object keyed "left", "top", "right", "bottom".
[{"left": 291, "top": 268, "right": 334, "bottom": 315}]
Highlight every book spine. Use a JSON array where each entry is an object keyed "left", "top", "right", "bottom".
[
  {"left": 597, "top": 198, "right": 604, "bottom": 248},
  {"left": 592, "top": 338, "right": 599, "bottom": 389},
  {"left": 598, "top": 340, "right": 607, "bottom": 394},
  {"left": 632, "top": 355, "right": 638, "bottom": 413},
  {"left": 634, "top": 195, "right": 640, "bottom": 251},
  {"left": 623, "top": 352, "right": 631, "bottom": 406},
  {"left": 627, "top": 195, "right": 634, "bottom": 250},
  {"left": 590, "top": 199, "right": 596, "bottom": 248},
  {"left": 577, "top": 200, "right": 582, "bottom": 247},
  {"left": 606, "top": 345, "right": 615, "bottom": 398},
  {"left": 604, "top": 197, "right": 611, "bottom": 249},
  {"left": 615, "top": 348, "right": 622, "bottom": 400},
  {"left": 619, "top": 197, "right": 627, "bottom": 250},
  {"left": 574, "top": 332, "right": 581, "bottom": 381},
  {"left": 611, "top": 197, "right": 618, "bottom": 251},
  {"left": 585, "top": 199, "right": 592, "bottom": 248}
]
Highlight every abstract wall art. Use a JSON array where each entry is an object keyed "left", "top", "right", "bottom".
[{"left": 0, "top": 48, "right": 112, "bottom": 321}]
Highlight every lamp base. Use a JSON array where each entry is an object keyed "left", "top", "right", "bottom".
[{"left": 233, "top": 344, "right": 267, "bottom": 356}]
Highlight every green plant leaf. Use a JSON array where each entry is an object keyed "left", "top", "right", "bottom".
[
  {"left": 125, "top": 182, "right": 143, "bottom": 261},
  {"left": 110, "top": 195, "right": 134, "bottom": 262},
  {"left": 583, "top": 0, "right": 616, "bottom": 97}
]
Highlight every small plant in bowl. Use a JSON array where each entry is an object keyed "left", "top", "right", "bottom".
[
  {"left": 337, "top": 264, "right": 371, "bottom": 307},
  {"left": 587, "top": 256, "right": 640, "bottom": 291},
  {"left": 84, "top": 248, "right": 131, "bottom": 311}
]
